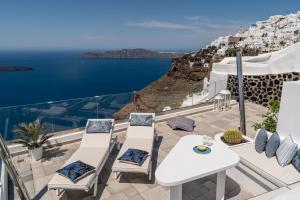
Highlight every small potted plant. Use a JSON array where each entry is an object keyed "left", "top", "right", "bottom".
[
  {"left": 222, "top": 129, "right": 243, "bottom": 145},
  {"left": 13, "top": 119, "right": 52, "bottom": 161},
  {"left": 253, "top": 100, "right": 280, "bottom": 132}
]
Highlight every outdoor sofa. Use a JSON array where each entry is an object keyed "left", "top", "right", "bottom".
[{"left": 232, "top": 81, "right": 300, "bottom": 199}]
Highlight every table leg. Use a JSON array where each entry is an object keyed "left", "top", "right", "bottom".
[
  {"left": 170, "top": 185, "right": 182, "bottom": 200},
  {"left": 216, "top": 171, "right": 226, "bottom": 200}
]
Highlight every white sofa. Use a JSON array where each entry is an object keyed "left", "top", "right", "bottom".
[{"left": 232, "top": 81, "right": 300, "bottom": 199}]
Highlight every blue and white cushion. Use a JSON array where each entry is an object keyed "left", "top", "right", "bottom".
[
  {"left": 255, "top": 128, "right": 268, "bottom": 153},
  {"left": 57, "top": 160, "right": 95, "bottom": 183},
  {"left": 265, "top": 132, "right": 281, "bottom": 158},
  {"left": 118, "top": 148, "right": 149, "bottom": 166},
  {"left": 276, "top": 135, "right": 298, "bottom": 167},
  {"left": 129, "top": 114, "right": 153, "bottom": 126},
  {"left": 292, "top": 150, "right": 300, "bottom": 172},
  {"left": 86, "top": 120, "right": 112, "bottom": 133}
]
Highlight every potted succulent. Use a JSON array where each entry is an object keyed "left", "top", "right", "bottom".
[
  {"left": 13, "top": 119, "right": 52, "bottom": 161},
  {"left": 216, "top": 128, "right": 250, "bottom": 146},
  {"left": 222, "top": 129, "right": 243, "bottom": 145}
]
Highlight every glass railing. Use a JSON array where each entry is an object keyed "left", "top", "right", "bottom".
[
  {"left": 0, "top": 92, "right": 134, "bottom": 141},
  {"left": 0, "top": 80, "right": 229, "bottom": 142}
]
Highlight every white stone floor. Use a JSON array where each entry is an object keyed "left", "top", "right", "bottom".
[{"left": 12, "top": 102, "right": 269, "bottom": 200}]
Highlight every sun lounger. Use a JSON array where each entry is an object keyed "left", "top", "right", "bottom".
[
  {"left": 48, "top": 119, "right": 115, "bottom": 197},
  {"left": 112, "top": 113, "right": 156, "bottom": 181}
]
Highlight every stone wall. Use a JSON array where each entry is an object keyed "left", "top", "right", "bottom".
[{"left": 227, "top": 72, "right": 300, "bottom": 106}]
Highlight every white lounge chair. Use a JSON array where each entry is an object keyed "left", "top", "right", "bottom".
[
  {"left": 48, "top": 119, "right": 116, "bottom": 197},
  {"left": 112, "top": 113, "right": 156, "bottom": 181}
]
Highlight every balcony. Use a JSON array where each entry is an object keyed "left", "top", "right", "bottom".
[{"left": 8, "top": 100, "right": 269, "bottom": 200}]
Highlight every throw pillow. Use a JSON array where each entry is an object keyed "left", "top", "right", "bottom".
[
  {"left": 292, "top": 150, "right": 300, "bottom": 172},
  {"left": 173, "top": 116, "right": 195, "bottom": 132},
  {"left": 276, "top": 135, "right": 298, "bottom": 167},
  {"left": 86, "top": 120, "right": 112, "bottom": 133},
  {"left": 166, "top": 117, "right": 177, "bottom": 129},
  {"left": 57, "top": 160, "right": 95, "bottom": 183},
  {"left": 130, "top": 114, "right": 153, "bottom": 126},
  {"left": 255, "top": 128, "right": 268, "bottom": 153},
  {"left": 265, "top": 132, "right": 281, "bottom": 158},
  {"left": 118, "top": 148, "right": 149, "bottom": 166}
]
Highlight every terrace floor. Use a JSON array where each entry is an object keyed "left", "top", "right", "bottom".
[{"left": 13, "top": 101, "right": 270, "bottom": 200}]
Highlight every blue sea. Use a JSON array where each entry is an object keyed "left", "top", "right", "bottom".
[
  {"left": 0, "top": 51, "right": 171, "bottom": 107},
  {"left": 0, "top": 51, "right": 171, "bottom": 140}
]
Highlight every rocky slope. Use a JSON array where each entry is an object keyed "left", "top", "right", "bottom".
[
  {"left": 113, "top": 46, "right": 221, "bottom": 119},
  {"left": 114, "top": 11, "right": 300, "bottom": 119},
  {"left": 81, "top": 48, "right": 184, "bottom": 59}
]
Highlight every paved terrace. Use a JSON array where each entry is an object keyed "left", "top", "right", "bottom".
[{"left": 13, "top": 102, "right": 269, "bottom": 200}]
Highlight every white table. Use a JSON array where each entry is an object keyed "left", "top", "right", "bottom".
[{"left": 155, "top": 135, "right": 240, "bottom": 200}]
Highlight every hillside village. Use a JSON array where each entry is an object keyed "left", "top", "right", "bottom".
[{"left": 211, "top": 11, "right": 300, "bottom": 55}]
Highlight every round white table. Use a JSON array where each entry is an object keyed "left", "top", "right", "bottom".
[{"left": 155, "top": 135, "right": 240, "bottom": 200}]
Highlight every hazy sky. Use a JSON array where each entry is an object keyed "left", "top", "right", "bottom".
[{"left": 1, "top": 1, "right": 299, "bottom": 51}]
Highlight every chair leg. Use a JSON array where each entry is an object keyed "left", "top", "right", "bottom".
[
  {"left": 56, "top": 188, "right": 63, "bottom": 196},
  {"left": 149, "top": 160, "right": 152, "bottom": 181},
  {"left": 114, "top": 172, "right": 118, "bottom": 179},
  {"left": 155, "top": 135, "right": 159, "bottom": 142},
  {"left": 93, "top": 175, "right": 99, "bottom": 197},
  {"left": 56, "top": 189, "right": 60, "bottom": 196}
]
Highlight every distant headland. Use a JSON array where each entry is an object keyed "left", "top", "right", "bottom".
[
  {"left": 0, "top": 66, "right": 33, "bottom": 72},
  {"left": 80, "top": 48, "right": 185, "bottom": 59}
]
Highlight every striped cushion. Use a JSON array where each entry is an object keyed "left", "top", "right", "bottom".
[{"left": 276, "top": 135, "right": 298, "bottom": 167}]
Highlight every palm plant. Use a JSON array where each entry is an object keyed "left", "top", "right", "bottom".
[{"left": 13, "top": 119, "right": 52, "bottom": 150}]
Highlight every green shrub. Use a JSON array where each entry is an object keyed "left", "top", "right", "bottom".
[
  {"left": 253, "top": 100, "right": 280, "bottom": 132},
  {"left": 223, "top": 129, "right": 243, "bottom": 144}
]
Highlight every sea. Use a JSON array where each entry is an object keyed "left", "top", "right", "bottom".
[
  {"left": 0, "top": 50, "right": 171, "bottom": 107},
  {"left": 0, "top": 51, "right": 171, "bottom": 140}
]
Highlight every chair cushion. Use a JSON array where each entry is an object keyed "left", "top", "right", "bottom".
[
  {"left": 292, "top": 150, "right": 300, "bottom": 172},
  {"left": 232, "top": 143, "right": 300, "bottom": 186},
  {"left": 255, "top": 129, "right": 268, "bottom": 153},
  {"left": 130, "top": 114, "right": 153, "bottom": 126},
  {"left": 118, "top": 148, "right": 149, "bottom": 166},
  {"left": 276, "top": 135, "right": 298, "bottom": 167},
  {"left": 86, "top": 120, "right": 112, "bottom": 133},
  {"left": 112, "top": 138, "right": 153, "bottom": 174},
  {"left": 265, "top": 132, "right": 281, "bottom": 158},
  {"left": 167, "top": 117, "right": 177, "bottom": 129},
  {"left": 56, "top": 160, "right": 95, "bottom": 183},
  {"left": 167, "top": 116, "right": 195, "bottom": 132}
]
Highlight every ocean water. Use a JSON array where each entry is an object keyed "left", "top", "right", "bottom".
[
  {"left": 0, "top": 51, "right": 171, "bottom": 140},
  {"left": 0, "top": 51, "right": 171, "bottom": 107}
]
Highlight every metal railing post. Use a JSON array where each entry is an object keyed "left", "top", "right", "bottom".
[
  {"left": 1, "top": 159, "right": 8, "bottom": 200},
  {"left": 0, "top": 135, "right": 31, "bottom": 200},
  {"left": 236, "top": 52, "right": 246, "bottom": 135},
  {"left": 133, "top": 91, "right": 137, "bottom": 111},
  {"left": 95, "top": 96, "right": 100, "bottom": 119}
]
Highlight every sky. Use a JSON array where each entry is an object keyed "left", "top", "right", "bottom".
[{"left": 0, "top": 0, "right": 300, "bottom": 51}]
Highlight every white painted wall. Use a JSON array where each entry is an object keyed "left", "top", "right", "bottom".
[
  {"left": 207, "top": 42, "right": 300, "bottom": 98},
  {"left": 277, "top": 81, "right": 300, "bottom": 144}
]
